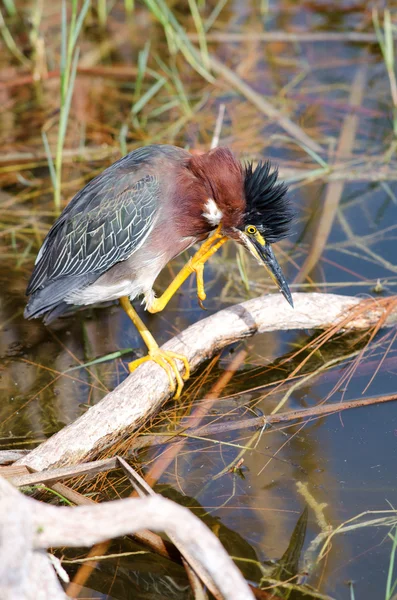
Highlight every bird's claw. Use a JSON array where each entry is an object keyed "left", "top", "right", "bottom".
[
  {"left": 198, "top": 297, "right": 207, "bottom": 311},
  {"left": 128, "top": 348, "right": 190, "bottom": 399},
  {"left": 191, "top": 261, "right": 208, "bottom": 311}
]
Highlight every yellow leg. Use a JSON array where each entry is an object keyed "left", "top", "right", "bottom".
[
  {"left": 194, "top": 262, "right": 206, "bottom": 309},
  {"left": 120, "top": 296, "right": 190, "bottom": 399},
  {"left": 147, "top": 225, "right": 228, "bottom": 314}
]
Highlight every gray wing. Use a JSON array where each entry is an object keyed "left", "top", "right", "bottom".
[{"left": 27, "top": 171, "right": 160, "bottom": 295}]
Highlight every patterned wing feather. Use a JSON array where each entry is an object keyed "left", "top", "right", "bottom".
[{"left": 27, "top": 172, "right": 160, "bottom": 295}]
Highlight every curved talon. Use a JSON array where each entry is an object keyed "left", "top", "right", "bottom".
[
  {"left": 198, "top": 298, "right": 207, "bottom": 311},
  {"left": 160, "top": 352, "right": 184, "bottom": 398},
  {"left": 164, "top": 349, "right": 190, "bottom": 381},
  {"left": 128, "top": 348, "right": 190, "bottom": 399}
]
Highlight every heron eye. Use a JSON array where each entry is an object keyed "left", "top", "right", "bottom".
[{"left": 246, "top": 225, "right": 257, "bottom": 235}]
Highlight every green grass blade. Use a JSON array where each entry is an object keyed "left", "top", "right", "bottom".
[
  {"left": 41, "top": 131, "right": 57, "bottom": 189},
  {"left": 60, "top": 0, "right": 68, "bottom": 100},
  {"left": 124, "top": 0, "right": 134, "bottom": 15},
  {"left": 3, "top": 0, "right": 16, "bottom": 17},
  {"left": 142, "top": 0, "right": 214, "bottom": 83},
  {"left": 119, "top": 122, "right": 128, "bottom": 156},
  {"left": 42, "top": 486, "right": 74, "bottom": 505},
  {"left": 142, "top": 0, "right": 177, "bottom": 55},
  {"left": 131, "top": 75, "right": 167, "bottom": 115},
  {"left": 384, "top": 10, "right": 393, "bottom": 69},
  {"left": 72, "top": 0, "right": 91, "bottom": 49},
  {"left": 58, "top": 48, "right": 80, "bottom": 155},
  {"left": 349, "top": 581, "right": 355, "bottom": 600},
  {"left": 386, "top": 529, "right": 397, "bottom": 599},
  {"left": 204, "top": 0, "right": 228, "bottom": 32},
  {"left": 273, "top": 134, "right": 329, "bottom": 169},
  {"left": 187, "top": 0, "right": 209, "bottom": 69},
  {"left": 154, "top": 53, "right": 192, "bottom": 116},
  {"left": 97, "top": 0, "right": 107, "bottom": 27},
  {"left": 236, "top": 245, "right": 250, "bottom": 292},
  {"left": 134, "top": 41, "right": 151, "bottom": 102},
  {"left": 65, "top": 348, "right": 135, "bottom": 372},
  {"left": 156, "top": 0, "right": 213, "bottom": 82},
  {"left": 147, "top": 98, "right": 180, "bottom": 118},
  {"left": 0, "top": 8, "right": 30, "bottom": 66}
]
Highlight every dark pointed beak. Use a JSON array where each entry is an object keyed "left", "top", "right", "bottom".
[{"left": 244, "top": 236, "right": 293, "bottom": 308}]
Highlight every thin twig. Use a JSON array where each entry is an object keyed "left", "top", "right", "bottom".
[
  {"left": 188, "top": 31, "right": 386, "bottom": 43},
  {"left": 130, "top": 392, "right": 397, "bottom": 450}
]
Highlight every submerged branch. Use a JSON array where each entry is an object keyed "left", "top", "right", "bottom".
[
  {"left": 0, "top": 476, "right": 254, "bottom": 600},
  {"left": 129, "top": 391, "right": 397, "bottom": 450},
  {"left": 17, "top": 292, "right": 397, "bottom": 471}
]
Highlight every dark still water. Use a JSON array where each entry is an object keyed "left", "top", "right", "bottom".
[{"left": 1, "top": 0, "right": 397, "bottom": 598}]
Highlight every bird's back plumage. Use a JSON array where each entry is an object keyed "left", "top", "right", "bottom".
[
  {"left": 25, "top": 145, "right": 188, "bottom": 321},
  {"left": 25, "top": 145, "right": 293, "bottom": 324}
]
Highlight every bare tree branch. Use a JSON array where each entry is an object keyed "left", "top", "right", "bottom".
[
  {"left": 17, "top": 293, "right": 397, "bottom": 472},
  {"left": 0, "top": 477, "right": 254, "bottom": 600}
]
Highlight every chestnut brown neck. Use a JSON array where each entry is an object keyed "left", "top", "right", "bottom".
[
  {"left": 190, "top": 147, "right": 245, "bottom": 224},
  {"left": 171, "top": 147, "right": 246, "bottom": 241}
]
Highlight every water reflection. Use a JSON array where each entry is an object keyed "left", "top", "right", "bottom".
[{"left": 1, "top": 0, "right": 397, "bottom": 598}]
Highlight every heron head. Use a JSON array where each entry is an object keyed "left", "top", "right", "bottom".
[{"left": 226, "top": 160, "right": 294, "bottom": 307}]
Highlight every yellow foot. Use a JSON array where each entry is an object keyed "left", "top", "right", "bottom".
[{"left": 128, "top": 349, "right": 190, "bottom": 399}]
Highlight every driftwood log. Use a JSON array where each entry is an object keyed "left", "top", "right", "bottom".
[
  {"left": 0, "top": 476, "right": 254, "bottom": 600},
  {"left": 17, "top": 292, "right": 397, "bottom": 471}
]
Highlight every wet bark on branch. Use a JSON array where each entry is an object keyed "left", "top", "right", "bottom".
[
  {"left": 16, "top": 292, "right": 397, "bottom": 471},
  {"left": 0, "top": 476, "right": 254, "bottom": 600}
]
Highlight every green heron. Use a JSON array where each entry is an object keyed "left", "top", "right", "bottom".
[{"left": 25, "top": 145, "right": 293, "bottom": 398}]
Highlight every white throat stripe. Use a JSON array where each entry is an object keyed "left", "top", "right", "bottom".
[{"left": 202, "top": 198, "right": 223, "bottom": 226}]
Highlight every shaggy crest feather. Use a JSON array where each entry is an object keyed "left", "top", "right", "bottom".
[{"left": 243, "top": 161, "right": 293, "bottom": 242}]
